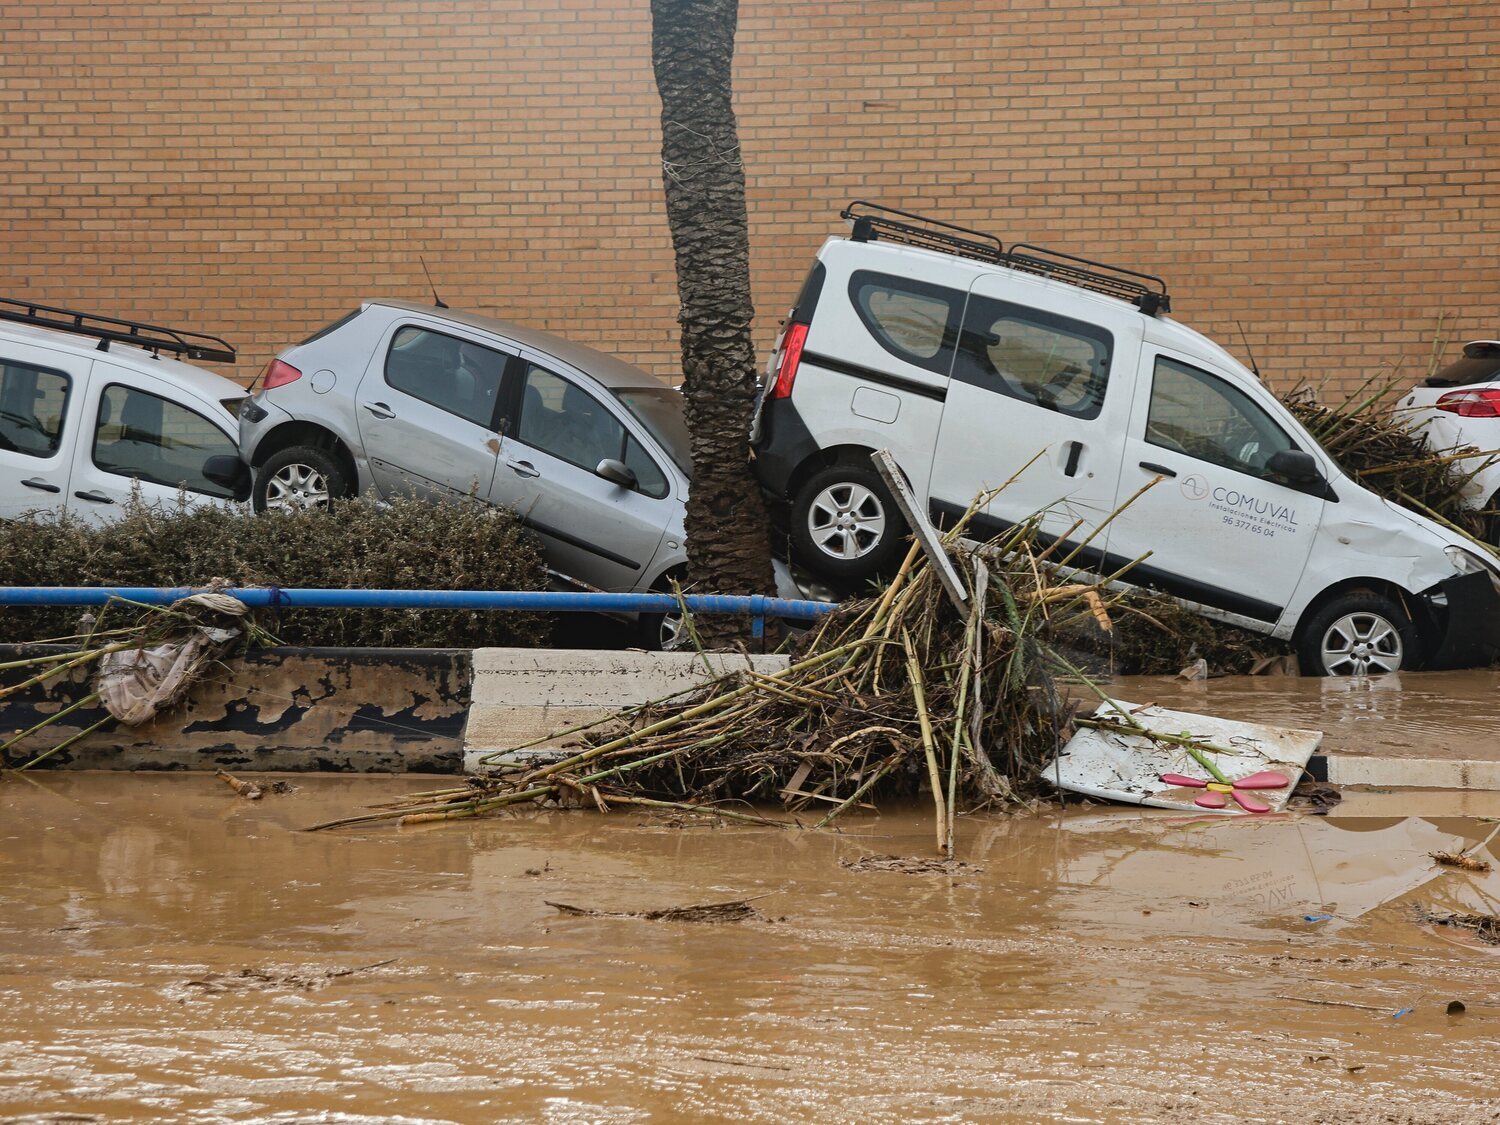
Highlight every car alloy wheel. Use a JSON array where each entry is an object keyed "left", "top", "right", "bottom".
[
  {"left": 1319, "top": 610, "right": 1404, "bottom": 675},
  {"left": 264, "top": 461, "right": 331, "bottom": 511},
  {"left": 806, "top": 481, "right": 887, "bottom": 561}
]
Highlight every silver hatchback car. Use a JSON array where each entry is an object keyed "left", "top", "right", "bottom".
[{"left": 239, "top": 300, "right": 696, "bottom": 639}]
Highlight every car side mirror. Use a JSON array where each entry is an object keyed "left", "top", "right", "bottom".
[
  {"left": 595, "top": 458, "right": 638, "bottom": 490},
  {"left": 1266, "top": 449, "right": 1322, "bottom": 484},
  {"left": 203, "top": 454, "right": 252, "bottom": 502}
]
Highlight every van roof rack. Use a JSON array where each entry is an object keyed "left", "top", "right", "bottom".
[
  {"left": 842, "top": 201, "right": 1172, "bottom": 316},
  {"left": 0, "top": 297, "right": 237, "bottom": 364}
]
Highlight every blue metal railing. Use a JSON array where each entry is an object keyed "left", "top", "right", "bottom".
[{"left": 0, "top": 587, "right": 837, "bottom": 639}]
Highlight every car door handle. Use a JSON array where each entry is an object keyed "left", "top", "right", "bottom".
[
  {"left": 21, "top": 477, "right": 61, "bottom": 494},
  {"left": 505, "top": 458, "right": 540, "bottom": 478},
  {"left": 1139, "top": 461, "right": 1177, "bottom": 478},
  {"left": 73, "top": 490, "right": 114, "bottom": 504},
  {"left": 363, "top": 401, "right": 396, "bottom": 420}
]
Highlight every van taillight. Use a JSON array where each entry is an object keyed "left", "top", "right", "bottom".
[
  {"left": 769, "top": 322, "right": 809, "bottom": 400},
  {"left": 261, "top": 359, "right": 303, "bottom": 390},
  {"left": 1436, "top": 388, "right": 1500, "bottom": 417}
]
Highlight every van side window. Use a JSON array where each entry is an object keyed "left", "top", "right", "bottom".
[
  {"left": 1146, "top": 356, "right": 1297, "bottom": 479},
  {"left": 848, "top": 271, "right": 963, "bottom": 376},
  {"left": 385, "top": 326, "right": 507, "bottom": 429},
  {"left": 953, "top": 299, "right": 1111, "bottom": 420},
  {"left": 92, "top": 384, "right": 240, "bottom": 498},
  {"left": 517, "top": 365, "right": 668, "bottom": 498},
  {"left": 0, "top": 360, "right": 70, "bottom": 458}
]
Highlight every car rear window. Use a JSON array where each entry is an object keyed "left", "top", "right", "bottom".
[
  {"left": 296, "top": 309, "right": 362, "bottom": 347},
  {"left": 1427, "top": 345, "right": 1500, "bottom": 388},
  {"left": 848, "top": 271, "right": 963, "bottom": 376}
]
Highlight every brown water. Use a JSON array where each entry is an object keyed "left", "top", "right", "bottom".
[
  {"left": 1107, "top": 668, "right": 1500, "bottom": 761},
  {"left": 3, "top": 773, "right": 1500, "bottom": 1123}
]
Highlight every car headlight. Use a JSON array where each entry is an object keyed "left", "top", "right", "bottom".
[{"left": 1445, "top": 545, "right": 1500, "bottom": 594}]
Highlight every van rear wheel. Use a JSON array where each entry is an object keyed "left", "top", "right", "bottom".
[
  {"left": 790, "top": 464, "right": 906, "bottom": 582},
  {"left": 1297, "top": 590, "right": 1418, "bottom": 676}
]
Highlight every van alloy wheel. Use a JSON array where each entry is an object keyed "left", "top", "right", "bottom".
[
  {"left": 264, "top": 462, "right": 331, "bottom": 511},
  {"left": 807, "top": 482, "right": 887, "bottom": 560},
  {"left": 1318, "top": 610, "right": 1404, "bottom": 675}
]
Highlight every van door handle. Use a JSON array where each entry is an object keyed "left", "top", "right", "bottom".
[
  {"left": 363, "top": 401, "right": 396, "bottom": 419},
  {"left": 1063, "top": 441, "right": 1083, "bottom": 478},
  {"left": 21, "top": 477, "right": 61, "bottom": 493},
  {"left": 1139, "top": 461, "right": 1177, "bottom": 478},
  {"left": 74, "top": 490, "right": 114, "bottom": 504},
  {"left": 505, "top": 458, "right": 540, "bottom": 478}
]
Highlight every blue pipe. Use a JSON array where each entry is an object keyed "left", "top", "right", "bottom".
[{"left": 0, "top": 586, "right": 837, "bottom": 624}]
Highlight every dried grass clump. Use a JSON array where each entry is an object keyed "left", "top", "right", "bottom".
[{"left": 0, "top": 495, "right": 550, "bottom": 649}]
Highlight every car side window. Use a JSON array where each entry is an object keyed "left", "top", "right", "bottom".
[
  {"left": 953, "top": 298, "right": 1112, "bottom": 419},
  {"left": 384, "top": 326, "right": 507, "bottom": 430},
  {"left": 0, "top": 360, "right": 71, "bottom": 458},
  {"left": 848, "top": 271, "right": 964, "bottom": 376},
  {"left": 516, "top": 365, "right": 668, "bottom": 498},
  {"left": 1146, "top": 356, "right": 1297, "bottom": 479},
  {"left": 92, "top": 384, "right": 240, "bottom": 498}
]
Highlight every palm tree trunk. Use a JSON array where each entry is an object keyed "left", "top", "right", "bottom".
[{"left": 650, "top": 0, "right": 776, "bottom": 643}]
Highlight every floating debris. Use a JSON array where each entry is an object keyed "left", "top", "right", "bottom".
[
  {"left": 1419, "top": 908, "right": 1500, "bottom": 946},
  {"left": 545, "top": 898, "right": 761, "bottom": 923},
  {"left": 839, "top": 855, "right": 980, "bottom": 876},
  {"left": 1430, "top": 851, "right": 1492, "bottom": 873}
]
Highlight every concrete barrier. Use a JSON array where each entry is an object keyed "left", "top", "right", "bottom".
[
  {"left": 463, "top": 647, "right": 789, "bottom": 773},
  {"left": 0, "top": 645, "right": 470, "bottom": 772}
]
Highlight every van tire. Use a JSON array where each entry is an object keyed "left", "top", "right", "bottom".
[
  {"left": 1297, "top": 590, "right": 1419, "bottom": 677},
  {"left": 790, "top": 464, "right": 907, "bottom": 581},
  {"left": 254, "top": 445, "right": 352, "bottom": 513}
]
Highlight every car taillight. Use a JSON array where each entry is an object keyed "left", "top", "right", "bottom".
[
  {"left": 260, "top": 359, "right": 303, "bottom": 390},
  {"left": 1436, "top": 388, "right": 1500, "bottom": 417},
  {"left": 769, "top": 322, "right": 808, "bottom": 400}
]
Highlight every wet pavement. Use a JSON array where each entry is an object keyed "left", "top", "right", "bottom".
[
  {"left": 1107, "top": 668, "right": 1500, "bottom": 762},
  {"left": 3, "top": 772, "right": 1499, "bottom": 1123}
]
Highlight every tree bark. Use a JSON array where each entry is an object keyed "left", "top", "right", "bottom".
[{"left": 650, "top": 0, "right": 776, "bottom": 644}]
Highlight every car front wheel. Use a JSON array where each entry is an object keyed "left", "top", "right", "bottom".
[
  {"left": 254, "top": 445, "right": 352, "bottom": 513},
  {"left": 1297, "top": 590, "right": 1419, "bottom": 676}
]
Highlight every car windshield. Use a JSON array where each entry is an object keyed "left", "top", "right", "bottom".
[{"left": 613, "top": 386, "right": 692, "bottom": 477}]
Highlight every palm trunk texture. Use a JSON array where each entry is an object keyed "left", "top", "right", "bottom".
[{"left": 650, "top": 0, "right": 776, "bottom": 641}]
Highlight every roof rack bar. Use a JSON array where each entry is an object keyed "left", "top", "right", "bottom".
[
  {"left": 838, "top": 201, "right": 1172, "bottom": 316},
  {"left": 0, "top": 297, "right": 236, "bottom": 364}
]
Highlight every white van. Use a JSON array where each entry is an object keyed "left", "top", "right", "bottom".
[
  {"left": 0, "top": 299, "right": 249, "bottom": 523},
  {"left": 752, "top": 203, "right": 1500, "bottom": 676}
]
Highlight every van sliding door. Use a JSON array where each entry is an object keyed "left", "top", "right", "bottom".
[{"left": 925, "top": 274, "right": 1139, "bottom": 568}]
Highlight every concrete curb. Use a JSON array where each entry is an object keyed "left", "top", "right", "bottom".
[
  {"left": 1309, "top": 754, "right": 1500, "bottom": 791},
  {"left": 463, "top": 647, "right": 789, "bottom": 774}
]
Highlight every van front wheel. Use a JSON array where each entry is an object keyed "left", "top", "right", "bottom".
[
  {"left": 1297, "top": 591, "right": 1418, "bottom": 676},
  {"left": 790, "top": 465, "right": 907, "bottom": 581}
]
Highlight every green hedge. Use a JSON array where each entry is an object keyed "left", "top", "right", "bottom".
[{"left": 0, "top": 496, "right": 551, "bottom": 649}]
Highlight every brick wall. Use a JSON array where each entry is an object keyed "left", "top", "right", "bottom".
[{"left": 2, "top": 0, "right": 1495, "bottom": 398}]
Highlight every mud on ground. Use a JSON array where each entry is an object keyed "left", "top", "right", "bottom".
[{"left": 3, "top": 769, "right": 1499, "bottom": 1123}]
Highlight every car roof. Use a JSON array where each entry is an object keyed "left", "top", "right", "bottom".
[
  {"left": 0, "top": 318, "right": 246, "bottom": 399},
  {"left": 364, "top": 299, "right": 672, "bottom": 391}
]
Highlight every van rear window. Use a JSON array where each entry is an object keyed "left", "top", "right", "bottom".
[{"left": 848, "top": 271, "right": 963, "bottom": 376}]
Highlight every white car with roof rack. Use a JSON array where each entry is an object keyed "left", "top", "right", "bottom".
[
  {"left": 0, "top": 298, "right": 249, "bottom": 524},
  {"left": 751, "top": 201, "right": 1500, "bottom": 675}
]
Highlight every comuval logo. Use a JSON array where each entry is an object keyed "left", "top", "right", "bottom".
[{"left": 1180, "top": 474, "right": 1209, "bottom": 501}]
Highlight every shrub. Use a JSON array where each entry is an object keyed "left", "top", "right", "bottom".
[{"left": 0, "top": 495, "right": 551, "bottom": 649}]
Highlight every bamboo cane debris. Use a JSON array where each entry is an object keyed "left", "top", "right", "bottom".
[{"left": 309, "top": 504, "right": 1138, "bottom": 851}]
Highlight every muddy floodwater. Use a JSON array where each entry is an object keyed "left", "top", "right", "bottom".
[{"left": 4, "top": 765, "right": 1500, "bottom": 1124}]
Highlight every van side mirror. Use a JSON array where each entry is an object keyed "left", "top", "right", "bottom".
[
  {"left": 203, "top": 454, "right": 252, "bottom": 501},
  {"left": 595, "top": 458, "right": 638, "bottom": 490},
  {"left": 1266, "top": 449, "right": 1322, "bottom": 484}
]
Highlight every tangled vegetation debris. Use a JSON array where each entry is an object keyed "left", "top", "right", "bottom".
[{"left": 310, "top": 501, "right": 1145, "bottom": 851}]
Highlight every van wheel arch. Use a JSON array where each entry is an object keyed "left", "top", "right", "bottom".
[
  {"left": 785, "top": 445, "right": 901, "bottom": 503},
  {"left": 1293, "top": 579, "right": 1430, "bottom": 674}
]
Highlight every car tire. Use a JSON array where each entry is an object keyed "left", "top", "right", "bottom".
[
  {"left": 790, "top": 464, "right": 907, "bottom": 582},
  {"left": 1482, "top": 489, "right": 1500, "bottom": 549},
  {"left": 1297, "top": 590, "right": 1420, "bottom": 677},
  {"left": 253, "top": 445, "right": 352, "bottom": 513}
]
